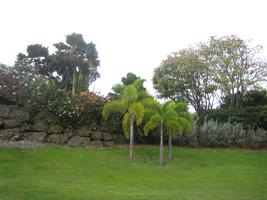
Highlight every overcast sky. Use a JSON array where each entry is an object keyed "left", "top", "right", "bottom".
[{"left": 1, "top": 0, "right": 267, "bottom": 96}]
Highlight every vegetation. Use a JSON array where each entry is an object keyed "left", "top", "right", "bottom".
[
  {"left": 16, "top": 33, "right": 100, "bottom": 95},
  {"left": 1, "top": 33, "right": 267, "bottom": 153},
  {"left": 0, "top": 147, "right": 266, "bottom": 200},
  {"left": 153, "top": 49, "right": 216, "bottom": 115},
  {"left": 144, "top": 100, "right": 192, "bottom": 165},
  {"left": 153, "top": 36, "right": 267, "bottom": 115},
  {"left": 102, "top": 79, "right": 148, "bottom": 159}
]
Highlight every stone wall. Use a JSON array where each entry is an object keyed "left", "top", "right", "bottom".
[{"left": 0, "top": 105, "right": 127, "bottom": 147}]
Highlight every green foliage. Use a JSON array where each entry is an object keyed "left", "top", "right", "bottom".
[
  {"left": 144, "top": 114, "right": 161, "bottom": 135},
  {"left": 16, "top": 33, "right": 100, "bottom": 95},
  {"left": 200, "top": 35, "right": 267, "bottom": 109},
  {"left": 200, "top": 106, "right": 267, "bottom": 130},
  {"left": 102, "top": 78, "right": 148, "bottom": 138},
  {"left": 16, "top": 44, "right": 50, "bottom": 76},
  {"left": 51, "top": 33, "right": 100, "bottom": 94},
  {"left": 122, "top": 113, "right": 131, "bottom": 138},
  {"left": 0, "top": 63, "right": 47, "bottom": 107},
  {"left": 121, "top": 72, "right": 139, "bottom": 85},
  {"left": 122, "top": 85, "right": 138, "bottom": 104},
  {"left": 37, "top": 82, "right": 106, "bottom": 128},
  {"left": 241, "top": 89, "right": 267, "bottom": 107},
  {"left": 102, "top": 100, "right": 127, "bottom": 120},
  {"left": 154, "top": 36, "right": 267, "bottom": 112},
  {"left": 129, "top": 102, "right": 144, "bottom": 125},
  {"left": 143, "top": 100, "right": 192, "bottom": 137},
  {"left": 108, "top": 72, "right": 144, "bottom": 100},
  {"left": 192, "top": 118, "right": 267, "bottom": 148},
  {"left": 153, "top": 49, "right": 216, "bottom": 114}
]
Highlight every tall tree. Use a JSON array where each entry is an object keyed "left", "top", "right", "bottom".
[
  {"left": 153, "top": 49, "right": 216, "bottom": 115},
  {"left": 143, "top": 100, "right": 187, "bottom": 166},
  {"left": 108, "top": 72, "right": 144, "bottom": 99},
  {"left": 51, "top": 33, "right": 100, "bottom": 94},
  {"left": 15, "top": 33, "right": 100, "bottom": 95},
  {"left": 200, "top": 35, "right": 267, "bottom": 108},
  {"left": 15, "top": 44, "right": 51, "bottom": 76},
  {"left": 102, "top": 79, "right": 147, "bottom": 160}
]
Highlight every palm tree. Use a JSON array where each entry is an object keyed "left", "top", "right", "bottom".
[
  {"left": 143, "top": 99, "right": 181, "bottom": 166},
  {"left": 102, "top": 79, "right": 147, "bottom": 160},
  {"left": 167, "top": 101, "right": 192, "bottom": 159}
]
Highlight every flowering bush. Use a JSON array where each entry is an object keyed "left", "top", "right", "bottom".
[
  {"left": 0, "top": 63, "right": 47, "bottom": 106},
  {"left": 37, "top": 81, "right": 107, "bottom": 128}
]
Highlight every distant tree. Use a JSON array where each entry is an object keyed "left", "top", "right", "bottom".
[
  {"left": 221, "top": 89, "right": 267, "bottom": 108},
  {"left": 15, "top": 44, "right": 51, "bottom": 76},
  {"left": 16, "top": 33, "right": 100, "bottom": 95},
  {"left": 102, "top": 79, "right": 147, "bottom": 160},
  {"left": 200, "top": 35, "right": 267, "bottom": 109},
  {"left": 51, "top": 33, "right": 100, "bottom": 95},
  {"left": 153, "top": 49, "right": 216, "bottom": 115},
  {"left": 108, "top": 72, "right": 145, "bottom": 99},
  {"left": 121, "top": 72, "right": 139, "bottom": 85},
  {"left": 241, "top": 89, "right": 267, "bottom": 107}
]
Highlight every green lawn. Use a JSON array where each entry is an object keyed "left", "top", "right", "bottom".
[{"left": 0, "top": 146, "right": 266, "bottom": 200}]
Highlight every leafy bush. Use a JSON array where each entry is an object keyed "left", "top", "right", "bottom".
[
  {"left": 189, "top": 118, "right": 267, "bottom": 148},
  {"left": 0, "top": 63, "right": 46, "bottom": 106},
  {"left": 200, "top": 106, "right": 267, "bottom": 130},
  {"left": 35, "top": 80, "right": 107, "bottom": 128}
]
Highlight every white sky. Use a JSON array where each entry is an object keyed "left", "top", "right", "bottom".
[{"left": 1, "top": 0, "right": 267, "bottom": 96}]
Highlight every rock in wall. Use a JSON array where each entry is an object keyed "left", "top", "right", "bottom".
[{"left": 0, "top": 104, "right": 127, "bottom": 147}]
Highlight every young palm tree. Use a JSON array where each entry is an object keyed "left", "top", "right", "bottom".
[
  {"left": 102, "top": 79, "right": 147, "bottom": 160},
  {"left": 143, "top": 99, "right": 181, "bottom": 166},
  {"left": 167, "top": 101, "right": 192, "bottom": 159}
]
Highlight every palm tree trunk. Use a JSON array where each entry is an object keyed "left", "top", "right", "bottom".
[
  {"left": 129, "top": 115, "right": 134, "bottom": 160},
  {"left": 160, "top": 123, "right": 164, "bottom": 166},
  {"left": 72, "top": 68, "right": 76, "bottom": 96},
  {"left": 168, "top": 134, "right": 172, "bottom": 159}
]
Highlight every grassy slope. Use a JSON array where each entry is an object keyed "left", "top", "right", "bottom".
[{"left": 0, "top": 146, "right": 266, "bottom": 200}]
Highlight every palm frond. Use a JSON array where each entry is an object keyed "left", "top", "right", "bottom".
[
  {"left": 129, "top": 102, "right": 145, "bottom": 125},
  {"left": 178, "top": 112, "right": 193, "bottom": 123},
  {"left": 163, "top": 110, "right": 177, "bottom": 121},
  {"left": 144, "top": 114, "right": 161, "bottom": 135},
  {"left": 165, "top": 119, "right": 183, "bottom": 136},
  {"left": 122, "top": 85, "right": 138, "bottom": 103},
  {"left": 175, "top": 101, "right": 188, "bottom": 112},
  {"left": 143, "top": 98, "right": 161, "bottom": 113},
  {"left": 137, "top": 90, "right": 150, "bottom": 101},
  {"left": 176, "top": 117, "right": 192, "bottom": 134},
  {"left": 102, "top": 100, "right": 127, "bottom": 120},
  {"left": 163, "top": 100, "right": 176, "bottom": 112},
  {"left": 132, "top": 78, "right": 145, "bottom": 90},
  {"left": 122, "top": 112, "right": 131, "bottom": 139}
]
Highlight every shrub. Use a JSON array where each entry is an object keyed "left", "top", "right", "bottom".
[
  {"left": 200, "top": 106, "right": 267, "bottom": 130},
  {"left": 190, "top": 118, "right": 267, "bottom": 148},
  {"left": 0, "top": 63, "right": 46, "bottom": 107},
  {"left": 35, "top": 80, "right": 107, "bottom": 128}
]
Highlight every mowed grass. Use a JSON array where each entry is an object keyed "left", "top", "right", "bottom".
[{"left": 0, "top": 146, "right": 266, "bottom": 200}]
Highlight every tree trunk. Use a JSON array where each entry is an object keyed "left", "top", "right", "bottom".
[
  {"left": 129, "top": 115, "right": 134, "bottom": 160},
  {"left": 168, "top": 134, "right": 172, "bottom": 159},
  {"left": 72, "top": 68, "right": 76, "bottom": 96},
  {"left": 159, "top": 123, "right": 164, "bottom": 166}
]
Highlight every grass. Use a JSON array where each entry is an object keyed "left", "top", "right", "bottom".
[{"left": 0, "top": 146, "right": 266, "bottom": 200}]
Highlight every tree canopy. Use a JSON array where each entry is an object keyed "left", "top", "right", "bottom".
[
  {"left": 15, "top": 33, "right": 100, "bottom": 95},
  {"left": 153, "top": 49, "right": 216, "bottom": 115},
  {"left": 153, "top": 35, "right": 267, "bottom": 114}
]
